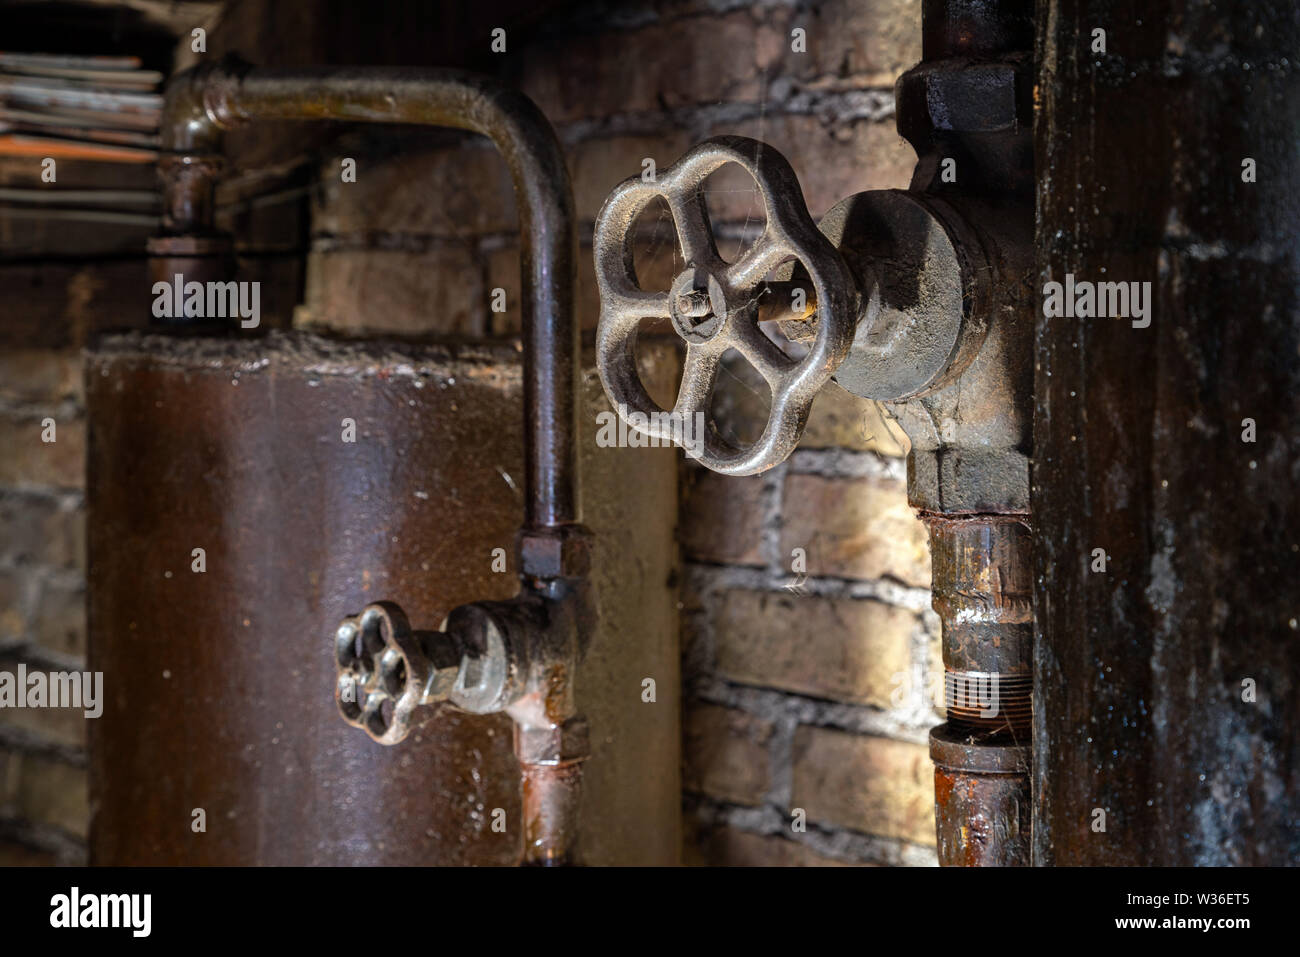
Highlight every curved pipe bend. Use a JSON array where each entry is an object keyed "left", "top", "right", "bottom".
[{"left": 158, "top": 61, "right": 579, "bottom": 532}]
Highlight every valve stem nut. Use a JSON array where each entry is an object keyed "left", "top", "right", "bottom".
[{"left": 517, "top": 524, "right": 593, "bottom": 579}]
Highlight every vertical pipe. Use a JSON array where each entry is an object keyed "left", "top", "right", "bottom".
[
  {"left": 926, "top": 514, "right": 1032, "bottom": 866},
  {"left": 922, "top": 0, "right": 1033, "bottom": 58},
  {"left": 897, "top": 0, "right": 1036, "bottom": 865},
  {"left": 518, "top": 763, "right": 585, "bottom": 866}
]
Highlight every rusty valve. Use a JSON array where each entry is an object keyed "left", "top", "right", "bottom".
[
  {"left": 593, "top": 135, "right": 859, "bottom": 475},
  {"left": 335, "top": 600, "right": 521, "bottom": 745}
]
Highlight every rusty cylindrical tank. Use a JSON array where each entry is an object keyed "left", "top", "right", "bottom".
[{"left": 86, "top": 331, "right": 680, "bottom": 865}]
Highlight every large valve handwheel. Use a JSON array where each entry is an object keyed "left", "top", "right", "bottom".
[{"left": 593, "top": 135, "right": 858, "bottom": 475}]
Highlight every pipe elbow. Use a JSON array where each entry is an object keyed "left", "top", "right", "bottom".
[{"left": 161, "top": 58, "right": 248, "bottom": 154}]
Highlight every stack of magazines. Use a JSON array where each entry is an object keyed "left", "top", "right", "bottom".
[{"left": 0, "top": 51, "right": 162, "bottom": 163}]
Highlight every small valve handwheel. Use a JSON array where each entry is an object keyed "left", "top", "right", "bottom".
[
  {"left": 593, "top": 135, "right": 858, "bottom": 475},
  {"left": 335, "top": 601, "right": 430, "bottom": 745}
]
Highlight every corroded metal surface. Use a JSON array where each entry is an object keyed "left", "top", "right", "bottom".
[
  {"left": 87, "top": 334, "right": 526, "bottom": 865},
  {"left": 898, "top": 0, "right": 1035, "bottom": 865},
  {"left": 1034, "top": 0, "right": 1300, "bottom": 865},
  {"left": 932, "top": 725, "right": 1031, "bottom": 866},
  {"left": 593, "top": 135, "right": 858, "bottom": 475},
  {"left": 585, "top": 2, "right": 1037, "bottom": 865},
  {"left": 926, "top": 513, "right": 1033, "bottom": 735},
  {"left": 926, "top": 514, "right": 1032, "bottom": 866}
]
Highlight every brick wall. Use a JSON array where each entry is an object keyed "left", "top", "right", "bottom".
[
  {"left": 1, "top": 0, "right": 937, "bottom": 865},
  {"left": 0, "top": 345, "right": 90, "bottom": 865},
  {"left": 0, "top": 152, "right": 154, "bottom": 864}
]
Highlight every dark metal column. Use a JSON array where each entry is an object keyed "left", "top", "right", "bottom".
[{"left": 1034, "top": 0, "right": 1300, "bottom": 864}]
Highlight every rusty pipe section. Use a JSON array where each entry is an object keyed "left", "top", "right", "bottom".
[
  {"left": 154, "top": 60, "right": 578, "bottom": 531},
  {"left": 925, "top": 513, "right": 1032, "bottom": 865}
]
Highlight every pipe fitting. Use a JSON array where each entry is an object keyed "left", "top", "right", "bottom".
[{"left": 517, "top": 524, "right": 593, "bottom": 580}]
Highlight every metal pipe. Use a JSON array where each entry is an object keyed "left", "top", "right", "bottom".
[
  {"left": 925, "top": 512, "right": 1032, "bottom": 865},
  {"left": 893, "top": 0, "right": 1035, "bottom": 864},
  {"left": 154, "top": 61, "right": 579, "bottom": 532},
  {"left": 922, "top": 0, "right": 1033, "bottom": 59}
]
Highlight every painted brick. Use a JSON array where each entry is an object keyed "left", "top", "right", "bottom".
[
  {"left": 17, "top": 754, "right": 87, "bottom": 838},
  {"left": 0, "top": 261, "right": 149, "bottom": 351},
  {"left": 0, "top": 351, "right": 82, "bottom": 405},
  {"left": 314, "top": 144, "right": 517, "bottom": 237},
  {"left": 792, "top": 726, "right": 934, "bottom": 845},
  {"left": 569, "top": 131, "right": 694, "bottom": 223},
  {"left": 800, "top": 386, "right": 909, "bottom": 456},
  {"left": 0, "top": 570, "right": 25, "bottom": 643},
  {"left": 34, "top": 579, "right": 86, "bottom": 659},
  {"left": 300, "top": 247, "right": 483, "bottom": 338},
  {"left": 780, "top": 472, "right": 930, "bottom": 587},
  {"left": 0, "top": 414, "right": 85, "bottom": 491},
  {"left": 0, "top": 678, "right": 87, "bottom": 748},
  {"left": 698, "top": 113, "right": 916, "bottom": 221},
  {"left": 0, "top": 493, "right": 81, "bottom": 570},
  {"left": 680, "top": 468, "right": 767, "bottom": 566},
  {"left": 711, "top": 589, "right": 917, "bottom": 706},
  {"left": 521, "top": 1, "right": 921, "bottom": 123},
  {"left": 697, "top": 826, "right": 866, "bottom": 866},
  {"left": 683, "top": 703, "right": 772, "bottom": 805},
  {"left": 0, "top": 841, "right": 56, "bottom": 866},
  {"left": 522, "top": 10, "right": 778, "bottom": 124},
  {"left": 0, "top": 747, "right": 18, "bottom": 813}
]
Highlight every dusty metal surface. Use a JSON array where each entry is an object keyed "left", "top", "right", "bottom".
[
  {"left": 593, "top": 135, "right": 857, "bottom": 475},
  {"left": 87, "top": 334, "right": 526, "bottom": 865},
  {"left": 1034, "top": 0, "right": 1300, "bottom": 865},
  {"left": 87, "top": 331, "right": 681, "bottom": 865}
]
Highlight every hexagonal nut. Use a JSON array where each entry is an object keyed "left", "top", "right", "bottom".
[
  {"left": 443, "top": 602, "right": 517, "bottom": 715},
  {"left": 515, "top": 715, "right": 590, "bottom": 766},
  {"left": 517, "top": 525, "right": 592, "bottom": 579},
  {"left": 895, "top": 56, "right": 1031, "bottom": 140}
]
